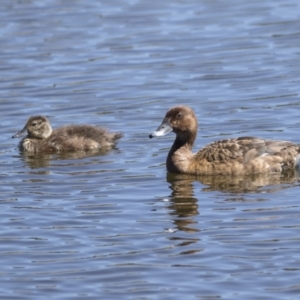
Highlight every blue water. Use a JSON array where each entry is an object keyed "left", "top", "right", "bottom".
[{"left": 1, "top": 0, "right": 300, "bottom": 299}]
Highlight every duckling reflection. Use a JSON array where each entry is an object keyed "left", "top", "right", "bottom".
[
  {"left": 18, "top": 153, "right": 52, "bottom": 168},
  {"left": 12, "top": 115, "right": 122, "bottom": 153},
  {"left": 18, "top": 150, "right": 114, "bottom": 169}
]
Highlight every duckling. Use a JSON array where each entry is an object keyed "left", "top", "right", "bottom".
[
  {"left": 149, "top": 105, "right": 300, "bottom": 175},
  {"left": 12, "top": 115, "right": 122, "bottom": 153}
]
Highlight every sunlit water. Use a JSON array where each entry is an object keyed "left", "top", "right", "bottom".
[{"left": 1, "top": 0, "right": 300, "bottom": 299}]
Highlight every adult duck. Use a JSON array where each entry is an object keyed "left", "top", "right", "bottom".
[{"left": 149, "top": 105, "right": 300, "bottom": 175}]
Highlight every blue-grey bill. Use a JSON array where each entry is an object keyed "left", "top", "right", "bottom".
[
  {"left": 149, "top": 121, "right": 173, "bottom": 138},
  {"left": 12, "top": 127, "right": 26, "bottom": 138}
]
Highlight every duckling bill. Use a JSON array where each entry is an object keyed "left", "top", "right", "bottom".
[
  {"left": 12, "top": 115, "right": 122, "bottom": 153},
  {"left": 149, "top": 105, "right": 300, "bottom": 175}
]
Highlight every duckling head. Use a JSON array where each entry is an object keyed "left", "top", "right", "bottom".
[{"left": 12, "top": 115, "right": 53, "bottom": 139}]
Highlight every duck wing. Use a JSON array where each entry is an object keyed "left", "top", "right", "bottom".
[{"left": 195, "top": 136, "right": 297, "bottom": 164}]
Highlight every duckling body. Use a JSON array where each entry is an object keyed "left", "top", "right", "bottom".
[
  {"left": 13, "top": 115, "right": 122, "bottom": 153},
  {"left": 149, "top": 105, "right": 300, "bottom": 175}
]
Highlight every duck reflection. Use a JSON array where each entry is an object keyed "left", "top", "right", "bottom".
[
  {"left": 166, "top": 172, "right": 200, "bottom": 233},
  {"left": 166, "top": 170, "right": 300, "bottom": 232},
  {"left": 167, "top": 169, "right": 300, "bottom": 195},
  {"left": 196, "top": 169, "right": 299, "bottom": 193}
]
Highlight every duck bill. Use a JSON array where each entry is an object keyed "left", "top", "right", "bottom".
[
  {"left": 149, "top": 119, "right": 173, "bottom": 138},
  {"left": 12, "top": 126, "right": 27, "bottom": 138}
]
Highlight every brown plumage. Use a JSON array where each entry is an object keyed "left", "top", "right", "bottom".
[
  {"left": 12, "top": 115, "right": 122, "bottom": 153},
  {"left": 149, "top": 105, "right": 300, "bottom": 175}
]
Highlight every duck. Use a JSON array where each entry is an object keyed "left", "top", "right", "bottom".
[
  {"left": 149, "top": 105, "right": 300, "bottom": 175},
  {"left": 12, "top": 115, "right": 122, "bottom": 153}
]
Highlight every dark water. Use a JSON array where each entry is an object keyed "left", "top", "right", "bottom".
[{"left": 1, "top": 0, "right": 300, "bottom": 299}]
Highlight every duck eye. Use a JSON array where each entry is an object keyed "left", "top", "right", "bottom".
[{"left": 176, "top": 112, "right": 183, "bottom": 119}]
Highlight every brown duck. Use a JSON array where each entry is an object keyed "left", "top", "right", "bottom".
[
  {"left": 149, "top": 105, "right": 300, "bottom": 175},
  {"left": 12, "top": 115, "right": 122, "bottom": 153}
]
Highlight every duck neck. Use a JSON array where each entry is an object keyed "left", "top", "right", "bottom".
[
  {"left": 167, "top": 131, "right": 196, "bottom": 173},
  {"left": 172, "top": 131, "right": 196, "bottom": 152}
]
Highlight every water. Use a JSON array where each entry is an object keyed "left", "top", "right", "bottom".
[{"left": 1, "top": 0, "right": 300, "bottom": 299}]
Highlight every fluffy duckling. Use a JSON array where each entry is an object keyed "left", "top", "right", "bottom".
[
  {"left": 12, "top": 115, "right": 122, "bottom": 153},
  {"left": 149, "top": 105, "right": 300, "bottom": 175}
]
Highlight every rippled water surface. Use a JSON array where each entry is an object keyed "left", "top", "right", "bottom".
[{"left": 1, "top": 0, "right": 300, "bottom": 299}]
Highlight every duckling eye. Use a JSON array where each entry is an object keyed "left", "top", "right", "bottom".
[
  {"left": 31, "top": 122, "right": 37, "bottom": 127},
  {"left": 176, "top": 112, "right": 183, "bottom": 119}
]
